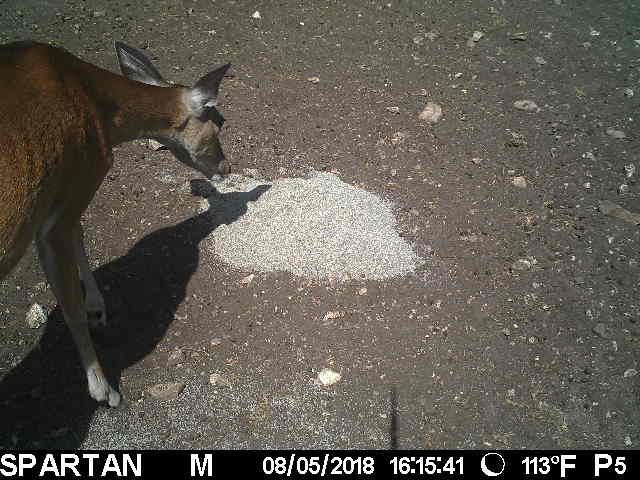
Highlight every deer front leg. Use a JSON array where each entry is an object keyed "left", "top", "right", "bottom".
[
  {"left": 73, "top": 224, "right": 106, "bottom": 328},
  {"left": 36, "top": 221, "right": 120, "bottom": 407}
]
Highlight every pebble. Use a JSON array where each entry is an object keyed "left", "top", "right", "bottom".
[
  {"left": 467, "top": 31, "right": 484, "bottom": 47},
  {"left": 147, "top": 382, "right": 186, "bottom": 401},
  {"left": 26, "top": 303, "right": 47, "bottom": 329},
  {"left": 512, "top": 176, "right": 527, "bottom": 188},
  {"left": 618, "top": 184, "right": 629, "bottom": 194},
  {"left": 307, "top": 76, "right": 320, "bottom": 84},
  {"left": 534, "top": 56, "right": 547, "bottom": 65},
  {"left": 167, "top": 349, "right": 186, "bottom": 367},
  {"left": 514, "top": 100, "right": 540, "bottom": 112},
  {"left": 593, "top": 322, "right": 612, "bottom": 339},
  {"left": 471, "top": 157, "right": 482, "bottom": 165},
  {"left": 358, "top": 287, "right": 368, "bottom": 295},
  {"left": 148, "top": 139, "right": 165, "bottom": 151},
  {"left": 210, "top": 337, "right": 223, "bottom": 346},
  {"left": 386, "top": 106, "right": 400, "bottom": 114},
  {"left": 323, "top": 311, "right": 344, "bottom": 322},
  {"left": 511, "top": 258, "right": 536, "bottom": 271},
  {"left": 623, "top": 368, "right": 637, "bottom": 378},
  {"left": 624, "top": 88, "right": 634, "bottom": 97},
  {"left": 624, "top": 164, "right": 636, "bottom": 178},
  {"left": 606, "top": 128, "right": 626, "bottom": 139},
  {"left": 251, "top": 11, "right": 261, "bottom": 19},
  {"left": 419, "top": 102, "right": 443, "bottom": 123},
  {"left": 209, "top": 373, "right": 232, "bottom": 387},
  {"left": 316, "top": 368, "right": 342, "bottom": 386}
]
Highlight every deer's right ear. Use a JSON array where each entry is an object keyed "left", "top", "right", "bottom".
[
  {"left": 188, "top": 63, "right": 231, "bottom": 116},
  {"left": 115, "top": 42, "right": 169, "bottom": 87}
]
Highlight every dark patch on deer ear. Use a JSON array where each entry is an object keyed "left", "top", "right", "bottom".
[
  {"left": 115, "top": 42, "right": 169, "bottom": 87},
  {"left": 189, "top": 63, "right": 231, "bottom": 113}
]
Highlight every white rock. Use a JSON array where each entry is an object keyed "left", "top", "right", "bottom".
[
  {"left": 317, "top": 368, "right": 342, "bottom": 386},
  {"left": 386, "top": 106, "right": 400, "bottom": 114},
  {"left": 251, "top": 11, "right": 261, "bottom": 19},
  {"left": 419, "top": 102, "right": 443, "bottom": 123},
  {"left": 307, "top": 76, "right": 320, "bottom": 84},
  {"left": 606, "top": 128, "right": 626, "bottom": 139},
  {"left": 624, "top": 164, "right": 636, "bottom": 178},
  {"left": 514, "top": 100, "right": 540, "bottom": 112},
  {"left": 209, "top": 373, "right": 232, "bottom": 387},
  {"left": 623, "top": 368, "right": 638, "bottom": 378},
  {"left": 146, "top": 382, "right": 186, "bottom": 401},
  {"left": 624, "top": 88, "right": 634, "bottom": 97},
  {"left": 26, "top": 303, "right": 47, "bottom": 329},
  {"left": 512, "top": 176, "right": 527, "bottom": 188},
  {"left": 148, "top": 139, "right": 165, "bottom": 150},
  {"left": 323, "top": 311, "right": 344, "bottom": 322}
]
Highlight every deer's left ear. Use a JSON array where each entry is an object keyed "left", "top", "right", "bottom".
[
  {"left": 115, "top": 42, "right": 169, "bottom": 87},
  {"left": 189, "top": 63, "right": 231, "bottom": 115}
]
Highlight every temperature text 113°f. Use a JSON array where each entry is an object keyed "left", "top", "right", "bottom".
[{"left": 522, "top": 455, "right": 627, "bottom": 478}]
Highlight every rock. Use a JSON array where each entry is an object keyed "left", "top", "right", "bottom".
[
  {"left": 624, "top": 88, "right": 634, "bottom": 97},
  {"left": 534, "top": 56, "right": 547, "bottom": 65},
  {"left": 322, "top": 311, "right": 344, "bottom": 322},
  {"left": 147, "top": 382, "right": 186, "bottom": 401},
  {"left": 511, "top": 258, "right": 535, "bottom": 271},
  {"left": 467, "top": 31, "right": 484, "bottom": 47},
  {"left": 251, "top": 11, "right": 261, "bottom": 19},
  {"left": 148, "top": 139, "right": 165, "bottom": 150},
  {"left": 316, "top": 368, "right": 342, "bottom": 386},
  {"left": 618, "top": 184, "right": 629, "bottom": 194},
  {"left": 391, "top": 131, "right": 408, "bottom": 145},
  {"left": 606, "top": 128, "right": 626, "bottom": 139},
  {"left": 240, "top": 273, "right": 255, "bottom": 285},
  {"left": 419, "top": 102, "right": 443, "bottom": 123},
  {"left": 599, "top": 200, "right": 640, "bottom": 225},
  {"left": 26, "top": 303, "right": 47, "bottom": 329},
  {"left": 514, "top": 100, "right": 540, "bottom": 112},
  {"left": 358, "top": 287, "right": 368, "bottom": 295},
  {"left": 210, "top": 337, "right": 223, "bottom": 346},
  {"left": 512, "top": 176, "right": 527, "bottom": 188},
  {"left": 593, "top": 322, "right": 612, "bottom": 339},
  {"left": 307, "top": 76, "right": 320, "bottom": 84},
  {"left": 209, "top": 373, "right": 231, "bottom": 387},
  {"left": 624, "top": 164, "right": 635, "bottom": 178},
  {"left": 471, "top": 157, "right": 482, "bottom": 165},
  {"left": 424, "top": 31, "right": 439, "bottom": 41},
  {"left": 167, "top": 349, "right": 186, "bottom": 367},
  {"left": 510, "top": 32, "right": 528, "bottom": 41},
  {"left": 623, "top": 368, "right": 638, "bottom": 378},
  {"left": 386, "top": 106, "right": 400, "bottom": 114}
]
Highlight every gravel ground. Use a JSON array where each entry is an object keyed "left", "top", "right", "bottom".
[{"left": 1, "top": 0, "right": 639, "bottom": 450}]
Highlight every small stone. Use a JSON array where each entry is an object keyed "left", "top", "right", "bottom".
[
  {"left": 502, "top": 328, "right": 511, "bottom": 337},
  {"left": 307, "top": 76, "right": 320, "bottom": 84},
  {"left": 624, "top": 164, "right": 635, "bottom": 178},
  {"left": 424, "top": 31, "right": 439, "bottom": 41},
  {"left": 147, "top": 382, "right": 186, "bottom": 401},
  {"left": 514, "top": 100, "right": 540, "bottom": 112},
  {"left": 386, "top": 106, "right": 400, "bottom": 114},
  {"left": 534, "top": 56, "right": 547, "bottom": 65},
  {"left": 210, "top": 337, "right": 223, "bottom": 346},
  {"left": 26, "top": 303, "right": 47, "bottom": 329},
  {"left": 471, "top": 157, "right": 482, "bottom": 165},
  {"left": 511, "top": 258, "right": 533, "bottom": 271},
  {"left": 624, "top": 88, "right": 634, "bottom": 97},
  {"left": 251, "top": 11, "right": 261, "bottom": 19},
  {"left": 623, "top": 368, "right": 638, "bottom": 378},
  {"left": 322, "top": 311, "right": 344, "bottom": 322},
  {"left": 358, "top": 287, "right": 368, "bottom": 295},
  {"left": 92, "top": 10, "right": 106, "bottom": 17},
  {"left": 512, "top": 176, "right": 527, "bottom": 188},
  {"left": 419, "top": 102, "right": 443, "bottom": 123},
  {"left": 148, "top": 139, "right": 165, "bottom": 150},
  {"left": 209, "top": 373, "right": 232, "bottom": 387},
  {"left": 240, "top": 273, "right": 255, "bottom": 285},
  {"left": 510, "top": 32, "right": 528, "bottom": 41},
  {"left": 624, "top": 435, "right": 633, "bottom": 446},
  {"left": 471, "top": 31, "right": 484, "bottom": 42},
  {"left": 242, "top": 168, "right": 261, "bottom": 178},
  {"left": 593, "top": 322, "right": 612, "bottom": 339},
  {"left": 618, "top": 184, "right": 629, "bottom": 194},
  {"left": 391, "top": 131, "right": 408, "bottom": 145},
  {"left": 606, "top": 128, "right": 626, "bottom": 139},
  {"left": 167, "top": 349, "right": 186, "bottom": 367},
  {"left": 316, "top": 368, "right": 342, "bottom": 386}
]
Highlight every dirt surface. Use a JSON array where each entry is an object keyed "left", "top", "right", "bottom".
[{"left": 1, "top": 0, "right": 639, "bottom": 449}]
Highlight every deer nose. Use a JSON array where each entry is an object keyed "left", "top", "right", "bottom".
[{"left": 218, "top": 159, "right": 231, "bottom": 175}]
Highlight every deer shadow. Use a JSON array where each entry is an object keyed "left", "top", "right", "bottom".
[{"left": 0, "top": 180, "right": 270, "bottom": 448}]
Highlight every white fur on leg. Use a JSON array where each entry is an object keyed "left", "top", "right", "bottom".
[{"left": 87, "top": 365, "right": 121, "bottom": 407}]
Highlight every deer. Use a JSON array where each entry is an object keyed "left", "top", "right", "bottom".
[{"left": 0, "top": 40, "right": 231, "bottom": 407}]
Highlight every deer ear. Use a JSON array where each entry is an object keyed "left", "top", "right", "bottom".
[
  {"left": 115, "top": 42, "right": 169, "bottom": 87},
  {"left": 189, "top": 63, "right": 231, "bottom": 115}
]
